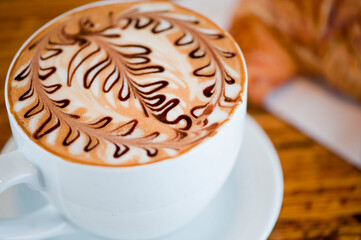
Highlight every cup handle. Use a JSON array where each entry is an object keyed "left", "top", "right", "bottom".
[{"left": 0, "top": 150, "right": 74, "bottom": 239}]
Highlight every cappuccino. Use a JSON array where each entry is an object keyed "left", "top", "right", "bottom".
[{"left": 8, "top": 1, "right": 246, "bottom": 166}]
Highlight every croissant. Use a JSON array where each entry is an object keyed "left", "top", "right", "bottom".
[{"left": 230, "top": 0, "right": 361, "bottom": 105}]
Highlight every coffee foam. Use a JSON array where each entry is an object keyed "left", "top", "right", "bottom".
[{"left": 8, "top": 1, "right": 246, "bottom": 166}]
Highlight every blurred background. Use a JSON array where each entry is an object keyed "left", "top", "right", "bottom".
[{"left": 0, "top": 0, "right": 360, "bottom": 239}]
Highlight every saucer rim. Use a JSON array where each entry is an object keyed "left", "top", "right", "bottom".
[{"left": 245, "top": 115, "right": 284, "bottom": 240}]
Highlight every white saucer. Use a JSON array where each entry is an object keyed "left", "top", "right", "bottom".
[{"left": 0, "top": 115, "right": 283, "bottom": 240}]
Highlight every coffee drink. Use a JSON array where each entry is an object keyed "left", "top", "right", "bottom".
[{"left": 8, "top": 1, "right": 246, "bottom": 166}]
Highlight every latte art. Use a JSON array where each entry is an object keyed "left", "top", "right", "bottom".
[{"left": 8, "top": 1, "right": 246, "bottom": 166}]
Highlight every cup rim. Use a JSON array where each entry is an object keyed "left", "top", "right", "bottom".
[{"left": 4, "top": 0, "right": 248, "bottom": 170}]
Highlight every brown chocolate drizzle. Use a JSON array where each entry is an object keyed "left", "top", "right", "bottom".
[
  {"left": 193, "top": 62, "right": 216, "bottom": 77},
  {"left": 40, "top": 48, "right": 63, "bottom": 60},
  {"left": 42, "top": 83, "right": 62, "bottom": 94},
  {"left": 19, "top": 85, "right": 34, "bottom": 101},
  {"left": 15, "top": 63, "right": 31, "bottom": 81},
  {"left": 114, "top": 144, "right": 129, "bottom": 158},
  {"left": 33, "top": 112, "right": 61, "bottom": 140},
  {"left": 24, "top": 100, "right": 44, "bottom": 118},
  {"left": 63, "top": 127, "right": 80, "bottom": 146},
  {"left": 175, "top": 33, "right": 194, "bottom": 46},
  {"left": 84, "top": 135, "right": 100, "bottom": 152}
]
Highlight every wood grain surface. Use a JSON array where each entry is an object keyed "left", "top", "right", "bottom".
[{"left": 0, "top": 0, "right": 360, "bottom": 239}]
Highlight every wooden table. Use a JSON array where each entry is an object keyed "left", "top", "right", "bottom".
[{"left": 1, "top": 1, "right": 360, "bottom": 239}]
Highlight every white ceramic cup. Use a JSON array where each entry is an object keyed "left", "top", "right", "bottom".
[{"left": 0, "top": 1, "right": 247, "bottom": 239}]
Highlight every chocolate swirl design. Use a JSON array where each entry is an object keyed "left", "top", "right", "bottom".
[{"left": 8, "top": 1, "right": 246, "bottom": 166}]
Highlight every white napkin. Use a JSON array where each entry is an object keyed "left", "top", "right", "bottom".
[
  {"left": 266, "top": 78, "right": 361, "bottom": 169},
  {"left": 179, "top": 0, "right": 361, "bottom": 169}
]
